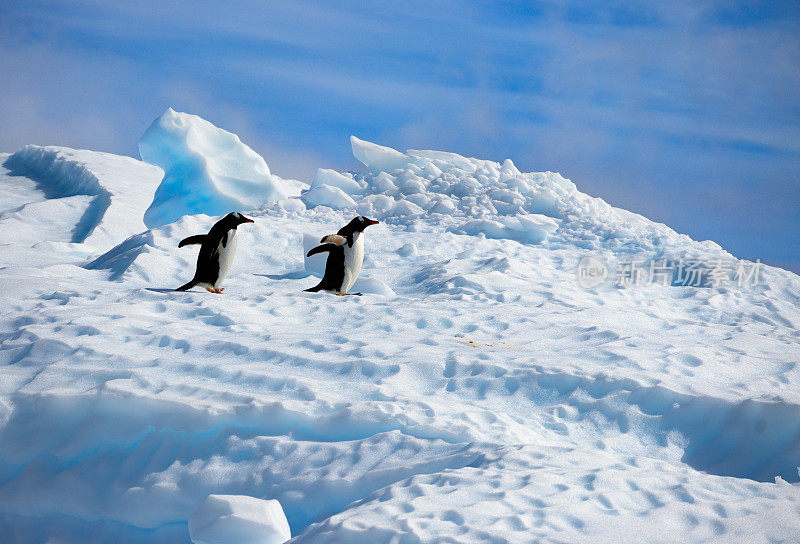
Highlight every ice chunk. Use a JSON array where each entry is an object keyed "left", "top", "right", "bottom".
[
  {"left": 407, "top": 149, "right": 475, "bottom": 172},
  {"left": 188, "top": 494, "right": 290, "bottom": 544},
  {"left": 372, "top": 172, "right": 398, "bottom": 192},
  {"left": 387, "top": 200, "right": 424, "bottom": 216},
  {"left": 455, "top": 214, "right": 558, "bottom": 244},
  {"left": 397, "top": 243, "right": 419, "bottom": 257},
  {"left": 350, "top": 136, "right": 410, "bottom": 173},
  {"left": 139, "top": 109, "right": 302, "bottom": 228},
  {"left": 357, "top": 194, "right": 395, "bottom": 217},
  {"left": 430, "top": 197, "right": 457, "bottom": 215},
  {"left": 301, "top": 185, "right": 357, "bottom": 210},
  {"left": 311, "top": 169, "right": 363, "bottom": 195},
  {"left": 500, "top": 158, "right": 521, "bottom": 176},
  {"left": 276, "top": 198, "right": 306, "bottom": 213}
]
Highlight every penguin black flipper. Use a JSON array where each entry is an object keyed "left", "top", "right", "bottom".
[
  {"left": 178, "top": 234, "right": 207, "bottom": 248},
  {"left": 306, "top": 243, "right": 338, "bottom": 257},
  {"left": 304, "top": 245, "right": 346, "bottom": 292}
]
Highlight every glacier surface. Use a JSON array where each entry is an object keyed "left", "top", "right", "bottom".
[{"left": 0, "top": 119, "right": 799, "bottom": 544}]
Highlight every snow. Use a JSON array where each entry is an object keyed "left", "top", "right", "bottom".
[
  {"left": 2, "top": 145, "right": 162, "bottom": 250},
  {"left": 188, "top": 495, "right": 290, "bottom": 544},
  {"left": 1, "top": 122, "right": 800, "bottom": 544},
  {"left": 139, "top": 109, "right": 305, "bottom": 228}
]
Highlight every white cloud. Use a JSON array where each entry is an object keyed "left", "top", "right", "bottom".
[{"left": 1, "top": 0, "right": 798, "bottom": 268}]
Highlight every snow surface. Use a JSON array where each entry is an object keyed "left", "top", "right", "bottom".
[
  {"left": 1, "top": 124, "right": 800, "bottom": 544},
  {"left": 189, "top": 495, "right": 290, "bottom": 544},
  {"left": 140, "top": 109, "right": 306, "bottom": 228}
]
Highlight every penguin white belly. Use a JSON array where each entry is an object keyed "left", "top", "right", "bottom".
[
  {"left": 215, "top": 229, "right": 238, "bottom": 288},
  {"left": 341, "top": 233, "right": 364, "bottom": 293}
]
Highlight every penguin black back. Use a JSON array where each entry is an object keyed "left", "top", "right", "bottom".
[{"left": 176, "top": 212, "right": 254, "bottom": 292}]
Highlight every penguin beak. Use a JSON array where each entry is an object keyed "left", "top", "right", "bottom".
[
  {"left": 366, "top": 219, "right": 379, "bottom": 226},
  {"left": 241, "top": 216, "right": 254, "bottom": 223}
]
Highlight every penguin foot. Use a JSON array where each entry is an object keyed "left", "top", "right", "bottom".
[{"left": 205, "top": 287, "right": 225, "bottom": 294}]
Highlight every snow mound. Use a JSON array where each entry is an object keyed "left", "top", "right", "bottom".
[
  {"left": 189, "top": 495, "right": 290, "bottom": 544},
  {"left": 140, "top": 109, "right": 305, "bottom": 228},
  {"left": 2, "top": 145, "right": 162, "bottom": 249},
  {"left": 352, "top": 276, "right": 395, "bottom": 296}
]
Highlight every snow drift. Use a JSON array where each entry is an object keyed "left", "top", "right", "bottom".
[
  {"left": 2, "top": 145, "right": 162, "bottom": 249},
  {"left": 139, "top": 109, "right": 305, "bottom": 228}
]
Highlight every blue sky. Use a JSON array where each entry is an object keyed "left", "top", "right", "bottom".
[{"left": 1, "top": 1, "right": 798, "bottom": 271}]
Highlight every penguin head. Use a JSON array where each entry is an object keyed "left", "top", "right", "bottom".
[
  {"left": 221, "top": 212, "right": 255, "bottom": 229},
  {"left": 341, "top": 215, "right": 379, "bottom": 234}
]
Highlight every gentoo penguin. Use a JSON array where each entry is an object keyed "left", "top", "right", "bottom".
[
  {"left": 305, "top": 216, "right": 379, "bottom": 296},
  {"left": 175, "top": 212, "right": 254, "bottom": 293}
]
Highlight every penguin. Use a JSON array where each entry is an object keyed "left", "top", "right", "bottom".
[
  {"left": 305, "top": 216, "right": 379, "bottom": 296},
  {"left": 175, "top": 212, "right": 254, "bottom": 293}
]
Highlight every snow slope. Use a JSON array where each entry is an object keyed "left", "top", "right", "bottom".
[
  {"left": 2, "top": 146, "right": 163, "bottom": 250},
  {"left": 1, "top": 125, "right": 799, "bottom": 543}
]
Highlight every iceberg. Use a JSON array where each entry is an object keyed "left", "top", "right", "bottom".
[{"left": 139, "top": 109, "right": 303, "bottom": 228}]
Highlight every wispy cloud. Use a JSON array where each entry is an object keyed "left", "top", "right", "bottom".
[{"left": 1, "top": 0, "right": 798, "bottom": 270}]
